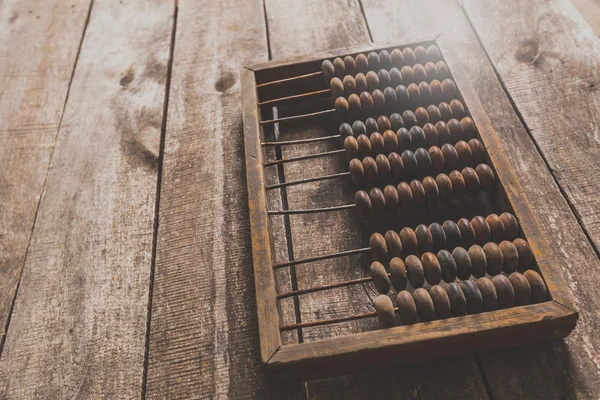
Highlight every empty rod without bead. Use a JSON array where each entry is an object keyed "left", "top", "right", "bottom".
[
  {"left": 263, "top": 149, "right": 344, "bottom": 167},
  {"left": 277, "top": 276, "right": 374, "bottom": 299},
  {"left": 280, "top": 308, "right": 398, "bottom": 331},
  {"left": 266, "top": 171, "right": 350, "bottom": 190},
  {"left": 268, "top": 204, "right": 355, "bottom": 215},
  {"left": 273, "top": 247, "right": 370, "bottom": 269},
  {"left": 260, "top": 109, "right": 335, "bottom": 125},
  {"left": 258, "top": 89, "right": 331, "bottom": 106},
  {"left": 262, "top": 135, "right": 340, "bottom": 146},
  {"left": 256, "top": 70, "right": 323, "bottom": 88}
]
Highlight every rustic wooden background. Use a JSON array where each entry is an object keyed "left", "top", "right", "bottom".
[{"left": 1, "top": 0, "right": 599, "bottom": 398}]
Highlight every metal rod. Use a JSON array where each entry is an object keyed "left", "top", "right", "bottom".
[
  {"left": 277, "top": 276, "right": 373, "bottom": 299},
  {"left": 266, "top": 171, "right": 350, "bottom": 191},
  {"left": 280, "top": 308, "right": 399, "bottom": 331},
  {"left": 262, "top": 134, "right": 341, "bottom": 147},
  {"left": 258, "top": 89, "right": 331, "bottom": 106},
  {"left": 263, "top": 149, "right": 344, "bottom": 167},
  {"left": 256, "top": 71, "right": 323, "bottom": 88},
  {"left": 273, "top": 247, "right": 370, "bottom": 269},
  {"left": 268, "top": 204, "right": 355, "bottom": 215},
  {"left": 260, "top": 109, "right": 335, "bottom": 125}
]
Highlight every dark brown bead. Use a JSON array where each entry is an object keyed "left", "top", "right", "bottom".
[
  {"left": 388, "top": 152, "right": 404, "bottom": 180},
  {"left": 396, "top": 290, "right": 417, "bottom": 324},
  {"left": 492, "top": 274, "right": 515, "bottom": 309},
  {"left": 370, "top": 132, "right": 385, "bottom": 155},
  {"left": 343, "top": 55, "right": 356, "bottom": 76},
  {"left": 416, "top": 224, "right": 433, "bottom": 253},
  {"left": 421, "top": 124, "right": 436, "bottom": 148},
  {"left": 384, "top": 184, "right": 399, "bottom": 213},
  {"left": 357, "top": 134, "right": 372, "bottom": 157},
  {"left": 322, "top": 59, "right": 335, "bottom": 82},
  {"left": 397, "top": 127, "right": 411, "bottom": 150},
  {"left": 376, "top": 153, "right": 391, "bottom": 181},
  {"left": 449, "top": 170, "right": 466, "bottom": 199},
  {"left": 427, "top": 45, "right": 442, "bottom": 62},
  {"left": 476, "top": 277, "right": 498, "bottom": 311},
  {"left": 402, "top": 47, "right": 416, "bottom": 65},
  {"left": 430, "top": 79, "right": 444, "bottom": 102},
  {"left": 462, "top": 166, "right": 480, "bottom": 196},
  {"left": 413, "top": 63, "right": 427, "bottom": 83},
  {"left": 400, "top": 227, "right": 418, "bottom": 255},
  {"left": 343, "top": 75, "right": 356, "bottom": 96},
  {"left": 476, "top": 163, "right": 496, "bottom": 192},
  {"left": 439, "top": 102, "right": 453, "bottom": 121},
  {"left": 333, "top": 57, "right": 345, "bottom": 78},
  {"left": 349, "top": 158, "right": 364, "bottom": 187},
  {"left": 379, "top": 49, "right": 392, "bottom": 69},
  {"left": 353, "top": 120, "right": 367, "bottom": 136},
  {"left": 486, "top": 214, "right": 505, "bottom": 243},
  {"left": 443, "top": 220, "right": 462, "bottom": 249},
  {"left": 436, "top": 61, "right": 450, "bottom": 79},
  {"left": 410, "top": 179, "right": 426, "bottom": 208},
  {"left": 411, "top": 127, "right": 427, "bottom": 150},
  {"left": 469, "top": 244, "right": 488, "bottom": 278},
  {"left": 401, "top": 150, "right": 418, "bottom": 177},
  {"left": 450, "top": 99, "right": 466, "bottom": 120},
  {"left": 438, "top": 249, "right": 457, "bottom": 283},
  {"left": 436, "top": 121, "right": 451, "bottom": 144},
  {"left": 355, "top": 190, "right": 372, "bottom": 221},
  {"left": 436, "top": 173, "right": 453, "bottom": 201},
  {"left": 370, "top": 261, "right": 390, "bottom": 294},
  {"left": 383, "top": 130, "right": 398, "bottom": 154},
  {"left": 457, "top": 218, "right": 476, "bottom": 247},
  {"left": 415, "top": 107, "right": 429, "bottom": 126},
  {"left": 413, "top": 288, "right": 436, "bottom": 321},
  {"left": 390, "top": 67, "right": 402, "bottom": 88},
  {"left": 430, "top": 285, "right": 451, "bottom": 318},
  {"left": 441, "top": 143, "right": 459, "bottom": 170},
  {"left": 390, "top": 113, "right": 404, "bottom": 131},
  {"left": 395, "top": 85, "right": 410, "bottom": 107},
  {"left": 384, "top": 87, "right": 397, "bottom": 109},
  {"left": 422, "top": 252, "right": 441, "bottom": 285},
  {"left": 430, "top": 222, "right": 447, "bottom": 251},
  {"left": 348, "top": 93, "right": 361, "bottom": 115},
  {"left": 472, "top": 216, "right": 491, "bottom": 245},
  {"left": 500, "top": 212, "right": 519, "bottom": 241},
  {"left": 429, "top": 146, "right": 445, "bottom": 174},
  {"left": 446, "top": 283, "right": 467, "bottom": 316},
  {"left": 391, "top": 48, "right": 404, "bottom": 68},
  {"left": 366, "top": 71, "right": 379, "bottom": 92},
  {"left": 356, "top": 53, "right": 369, "bottom": 73},
  {"left": 405, "top": 255, "right": 425, "bottom": 288},
  {"left": 442, "top": 79, "right": 458, "bottom": 101},
  {"left": 459, "top": 280, "right": 483, "bottom": 314},
  {"left": 500, "top": 240, "right": 519, "bottom": 273},
  {"left": 509, "top": 272, "right": 531, "bottom": 306},
  {"left": 370, "top": 232, "right": 388, "bottom": 262},
  {"left": 424, "top": 62, "right": 438, "bottom": 80},
  {"left": 367, "top": 51, "right": 380, "bottom": 71},
  {"left": 397, "top": 183, "right": 414, "bottom": 212},
  {"left": 407, "top": 83, "right": 421, "bottom": 107},
  {"left": 416, "top": 148, "right": 432, "bottom": 177},
  {"left": 402, "top": 110, "right": 417, "bottom": 128},
  {"left": 453, "top": 247, "right": 472, "bottom": 280},
  {"left": 378, "top": 69, "right": 391, "bottom": 89},
  {"left": 335, "top": 96, "right": 349, "bottom": 120},
  {"left": 370, "top": 187, "right": 386, "bottom": 215},
  {"left": 356, "top": 73, "right": 368, "bottom": 93},
  {"left": 426, "top": 105, "right": 441, "bottom": 125},
  {"left": 483, "top": 242, "right": 504, "bottom": 275},
  {"left": 460, "top": 117, "right": 476, "bottom": 139},
  {"left": 524, "top": 270, "right": 547, "bottom": 303},
  {"left": 363, "top": 156, "right": 378, "bottom": 183},
  {"left": 415, "top": 46, "right": 428, "bottom": 64},
  {"left": 390, "top": 257, "right": 407, "bottom": 291},
  {"left": 401, "top": 65, "right": 415, "bottom": 84},
  {"left": 373, "top": 89, "right": 386, "bottom": 110},
  {"left": 423, "top": 176, "right": 439, "bottom": 206},
  {"left": 514, "top": 238, "right": 534, "bottom": 271},
  {"left": 344, "top": 136, "right": 359, "bottom": 161},
  {"left": 339, "top": 122, "right": 353, "bottom": 138},
  {"left": 447, "top": 118, "right": 464, "bottom": 141},
  {"left": 469, "top": 139, "right": 486, "bottom": 164},
  {"left": 377, "top": 115, "right": 392, "bottom": 132},
  {"left": 385, "top": 230, "right": 403, "bottom": 258},
  {"left": 331, "top": 77, "right": 344, "bottom": 98},
  {"left": 360, "top": 91, "right": 374, "bottom": 115},
  {"left": 374, "top": 295, "right": 396, "bottom": 328},
  {"left": 455, "top": 141, "right": 473, "bottom": 166}
]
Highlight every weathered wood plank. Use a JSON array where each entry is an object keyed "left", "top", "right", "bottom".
[
  {"left": 144, "top": 1, "right": 304, "bottom": 398},
  {"left": 0, "top": 0, "right": 91, "bottom": 349},
  {"left": 0, "top": 1, "right": 174, "bottom": 398},
  {"left": 570, "top": 0, "right": 600, "bottom": 37}
]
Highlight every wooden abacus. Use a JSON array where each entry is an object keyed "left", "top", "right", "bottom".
[{"left": 242, "top": 38, "right": 578, "bottom": 381}]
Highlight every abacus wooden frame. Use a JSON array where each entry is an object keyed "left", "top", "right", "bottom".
[{"left": 242, "top": 39, "right": 578, "bottom": 382}]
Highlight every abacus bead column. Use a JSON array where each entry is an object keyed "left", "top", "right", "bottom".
[
  {"left": 405, "top": 254, "right": 425, "bottom": 288},
  {"left": 407, "top": 83, "right": 420, "bottom": 108},
  {"left": 431, "top": 80, "right": 444, "bottom": 102},
  {"left": 390, "top": 68, "right": 402, "bottom": 87},
  {"left": 333, "top": 57, "right": 345, "bottom": 78},
  {"left": 383, "top": 130, "right": 398, "bottom": 154},
  {"left": 343, "top": 75, "right": 356, "bottom": 96},
  {"left": 436, "top": 172, "right": 453, "bottom": 201},
  {"left": 397, "top": 128, "right": 412, "bottom": 152},
  {"left": 344, "top": 55, "right": 356, "bottom": 76},
  {"left": 384, "top": 87, "right": 397, "bottom": 110},
  {"left": 450, "top": 99, "right": 466, "bottom": 119},
  {"left": 514, "top": 238, "right": 534, "bottom": 271},
  {"left": 460, "top": 117, "right": 476, "bottom": 139},
  {"left": 469, "top": 139, "right": 486, "bottom": 164},
  {"left": 397, "top": 183, "right": 414, "bottom": 212},
  {"left": 500, "top": 240, "right": 519, "bottom": 273},
  {"left": 415, "top": 148, "right": 432, "bottom": 176},
  {"left": 411, "top": 127, "right": 427, "bottom": 150},
  {"left": 430, "top": 222, "right": 447, "bottom": 251},
  {"left": 389, "top": 152, "right": 404, "bottom": 180},
  {"left": 366, "top": 71, "right": 379, "bottom": 92},
  {"left": 384, "top": 184, "right": 399, "bottom": 213},
  {"left": 365, "top": 118, "right": 378, "bottom": 134},
  {"left": 500, "top": 212, "right": 519, "bottom": 241},
  {"left": 446, "top": 283, "right": 467, "bottom": 316},
  {"left": 356, "top": 53, "right": 369, "bottom": 73},
  {"left": 458, "top": 280, "right": 483, "bottom": 314},
  {"left": 352, "top": 120, "right": 367, "bottom": 136},
  {"left": 453, "top": 247, "right": 472, "bottom": 280},
  {"left": 430, "top": 285, "right": 452, "bottom": 318},
  {"left": 322, "top": 59, "right": 335, "bottom": 82},
  {"left": 457, "top": 218, "right": 476, "bottom": 248},
  {"left": 355, "top": 190, "right": 372, "bottom": 221},
  {"left": 370, "top": 187, "right": 386, "bottom": 215},
  {"left": 331, "top": 78, "right": 344, "bottom": 98},
  {"left": 415, "top": 45, "right": 428, "bottom": 64},
  {"left": 349, "top": 158, "right": 364, "bottom": 187},
  {"left": 524, "top": 270, "right": 547, "bottom": 303},
  {"left": 436, "top": 61, "right": 450, "bottom": 79},
  {"left": 449, "top": 170, "right": 466, "bottom": 199},
  {"left": 426, "top": 105, "right": 441, "bottom": 125},
  {"left": 385, "top": 230, "right": 403, "bottom": 258},
  {"left": 468, "top": 244, "right": 487, "bottom": 278},
  {"left": 335, "top": 97, "right": 349, "bottom": 120},
  {"left": 472, "top": 215, "right": 491, "bottom": 245},
  {"left": 360, "top": 92, "right": 374, "bottom": 115},
  {"left": 402, "top": 110, "right": 417, "bottom": 128},
  {"left": 367, "top": 51, "right": 380, "bottom": 71},
  {"left": 427, "top": 44, "right": 441, "bottom": 61},
  {"left": 379, "top": 49, "right": 392, "bottom": 69},
  {"left": 413, "top": 288, "right": 436, "bottom": 322},
  {"left": 423, "top": 176, "right": 439, "bottom": 206},
  {"left": 378, "top": 69, "right": 391, "bottom": 89},
  {"left": 401, "top": 150, "right": 418, "bottom": 177},
  {"left": 413, "top": 64, "right": 427, "bottom": 83},
  {"left": 486, "top": 214, "right": 505, "bottom": 243},
  {"left": 483, "top": 241, "right": 504, "bottom": 275},
  {"left": 410, "top": 180, "right": 426, "bottom": 208},
  {"left": 401, "top": 66, "right": 415, "bottom": 85},
  {"left": 373, "top": 89, "right": 386, "bottom": 110},
  {"left": 390, "top": 113, "right": 404, "bottom": 131},
  {"left": 455, "top": 141, "right": 473, "bottom": 167},
  {"left": 348, "top": 93, "right": 361, "bottom": 115},
  {"left": 415, "top": 107, "right": 429, "bottom": 126},
  {"left": 374, "top": 295, "right": 396, "bottom": 328},
  {"left": 356, "top": 73, "right": 368, "bottom": 93},
  {"left": 443, "top": 219, "right": 462, "bottom": 249},
  {"left": 441, "top": 143, "right": 458, "bottom": 170},
  {"left": 391, "top": 48, "right": 404, "bottom": 67},
  {"left": 402, "top": 47, "right": 416, "bottom": 65},
  {"left": 344, "top": 136, "right": 358, "bottom": 161},
  {"left": 492, "top": 274, "right": 515, "bottom": 308},
  {"left": 476, "top": 163, "right": 496, "bottom": 191},
  {"left": 370, "top": 261, "right": 391, "bottom": 294},
  {"left": 425, "top": 62, "right": 438, "bottom": 81},
  {"left": 462, "top": 167, "right": 480, "bottom": 196},
  {"left": 421, "top": 252, "right": 442, "bottom": 285},
  {"left": 396, "top": 291, "right": 418, "bottom": 324},
  {"left": 439, "top": 102, "right": 453, "bottom": 122},
  {"left": 390, "top": 257, "right": 408, "bottom": 291},
  {"left": 377, "top": 115, "right": 392, "bottom": 132},
  {"left": 363, "top": 156, "right": 377, "bottom": 182},
  {"left": 509, "top": 272, "right": 532, "bottom": 306},
  {"left": 437, "top": 249, "right": 457, "bottom": 283},
  {"left": 339, "top": 122, "right": 353, "bottom": 138},
  {"left": 424, "top": 123, "right": 439, "bottom": 147},
  {"left": 436, "top": 121, "right": 451, "bottom": 143},
  {"left": 370, "top": 132, "right": 385, "bottom": 155},
  {"left": 415, "top": 224, "right": 433, "bottom": 253},
  {"left": 476, "top": 277, "right": 498, "bottom": 311},
  {"left": 442, "top": 79, "right": 458, "bottom": 101},
  {"left": 370, "top": 232, "right": 388, "bottom": 262}
]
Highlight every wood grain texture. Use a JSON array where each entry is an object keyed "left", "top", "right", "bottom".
[
  {"left": 0, "top": 0, "right": 173, "bottom": 398},
  {"left": 570, "top": 0, "right": 600, "bottom": 37},
  {"left": 145, "top": 1, "right": 304, "bottom": 398},
  {"left": 0, "top": 0, "right": 91, "bottom": 347},
  {"left": 462, "top": 0, "right": 600, "bottom": 396}
]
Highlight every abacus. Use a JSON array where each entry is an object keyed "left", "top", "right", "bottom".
[{"left": 242, "top": 38, "right": 578, "bottom": 380}]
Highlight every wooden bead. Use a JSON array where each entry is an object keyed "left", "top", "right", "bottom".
[
  {"left": 514, "top": 238, "right": 534, "bottom": 271},
  {"left": 439, "top": 102, "right": 453, "bottom": 121},
  {"left": 449, "top": 170, "right": 466, "bottom": 199},
  {"left": 356, "top": 73, "right": 368, "bottom": 93},
  {"left": 500, "top": 212, "right": 519, "bottom": 241},
  {"left": 524, "top": 270, "right": 547, "bottom": 303},
  {"left": 366, "top": 71, "right": 379, "bottom": 92},
  {"left": 427, "top": 45, "right": 441, "bottom": 61},
  {"left": 367, "top": 51, "right": 380, "bottom": 71},
  {"left": 411, "top": 126, "right": 427, "bottom": 150},
  {"left": 435, "top": 121, "right": 451, "bottom": 143},
  {"left": 442, "top": 79, "right": 458, "bottom": 101},
  {"left": 486, "top": 214, "right": 505, "bottom": 243},
  {"left": 415, "top": 45, "right": 428, "bottom": 64},
  {"left": 457, "top": 218, "right": 476, "bottom": 247},
  {"left": 390, "top": 257, "right": 407, "bottom": 291},
  {"left": 460, "top": 117, "right": 476, "bottom": 139},
  {"left": 422, "top": 252, "right": 441, "bottom": 285},
  {"left": 416, "top": 224, "right": 433, "bottom": 253},
  {"left": 441, "top": 143, "right": 459, "bottom": 170},
  {"left": 374, "top": 294, "right": 396, "bottom": 328},
  {"left": 376, "top": 115, "right": 391, "bottom": 132},
  {"left": 415, "top": 148, "right": 432, "bottom": 176},
  {"left": 391, "top": 48, "right": 404, "bottom": 67},
  {"left": 483, "top": 242, "right": 504, "bottom": 275},
  {"left": 343, "top": 75, "right": 356, "bottom": 96},
  {"left": 348, "top": 93, "right": 361, "bottom": 115},
  {"left": 365, "top": 117, "right": 378, "bottom": 134},
  {"left": 447, "top": 118, "right": 464, "bottom": 141},
  {"left": 423, "top": 176, "right": 439, "bottom": 206},
  {"left": 339, "top": 122, "right": 353, "bottom": 138},
  {"left": 335, "top": 97, "right": 349, "bottom": 120},
  {"left": 401, "top": 150, "right": 418, "bottom": 177},
  {"left": 430, "top": 147, "right": 446, "bottom": 174},
  {"left": 410, "top": 179, "right": 426, "bottom": 208},
  {"left": 415, "top": 107, "right": 429, "bottom": 126},
  {"left": 476, "top": 277, "right": 498, "bottom": 311},
  {"left": 468, "top": 244, "right": 487, "bottom": 278},
  {"left": 472, "top": 215, "right": 491, "bottom": 245},
  {"left": 430, "top": 79, "right": 444, "bottom": 102},
  {"left": 509, "top": 272, "right": 531, "bottom": 306},
  {"left": 405, "top": 255, "right": 425, "bottom": 288},
  {"left": 396, "top": 290, "right": 417, "bottom": 324},
  {"left": 390, "top": 113, "right": 404, "bottom": 130},
  {"left": 446, "top": 282, "right": 467, "bottom": 316},
  {"left": 352, "top": 120, "right": 367, "bottom": 136},
  {"left": 423, "top": 123, "right": 439, "bottom": 146},
  {"left": 357, "top": 134, "right": 372, "bottom": 157},
  {"left": 376, "top": 154, "right": 391, "bottom": 182},
  {"left": 349, "top": 158, "right": 364, "bottom": 187},
  {"left": 395, "top": 85, "right": 410, "bottom": 107},
  {"left": 430, "top": 222, "right": 447, "bottom": 251},
  {"left": 370, "top": 187, "right": 386, "bottom": 215},
  {"left": 384, "top": 87, "right": 397, "bottom": 109},
  {"left": 462, "top": 166, "right": 480, "bottom": 196},
  {"left": 370, "top": 132, "right": 385, "bottom": 155},
  {"left": 331, "top": 78, "right": 344, "bottom": 98},
  {"left": 436, "top": 61, "right": 450, "bottom": 79},
  {"left": 492, "top": 274, "right": 515, "bottom": 309},
  {"left": 356, "top": 53, "right": 369, "bottom": 73},
  {"left": 384, "top": 184, "right": 399, "bottom": 213},
  {"left": 379, "top": 49, "right": 392, "bottom": 69},
  {"left": 430, "top": 285, "right": 452, "bottom": 318},
  {"left": 370, "top": 232, "right": 388, "bottom": 262},
  {"left": 389, "top": 152, "right": 404, "bottom": 180},
  {"left": 378, "top": 69, "right": 391, "bottom": 89},
  {"left": 385, "top": 230, "right": 403, "bottom": 258},
  {"left": 344, "top": 136, "right": 359, "bottom": 161},
  {"left": 400, "top": 227, "right": 418, "bottom": 255},
  {"left": 453, "top": 247, "right": 472, "bottom": 280},
  {"left": 363, "top": 156, "right": 378, "bottom": 183},
  {"left": 397, "top": 183, "right": 414, "bottom": 211},
  {"left": 424, "top": 62, "right": 438, "bottom": 81},
  {"left": 455, "top": 141, "right": 473, "bottom": 166},
  {"left": 373, "top": 89, "right": 385, "bottom": 110},
  {"left": 355, "top": 190, "right": 372, "bottom": 221},
  {"left": 402, "top": 47, "right": 416, "bottom": 65},
  {"left": 322, "top": 59, "right": 335, "bottom": 82},
  {"left": 413, "top": 63, "right": 427, "bottom": 83},
  {"left": 333, "top": 57, "right": 345, "bottom": 78},
  {"left": 443, "top": 220, "right": 462, "bottom": 249},
  {"left": 344, "top": 55, "right": 356, "bottom": 76},
  {"left": 360, "top": 91, "right": 374, "bottom": 115},
  {"left": 402, "top": 110, "right": 417, "bottom": 128},
  {"left": 413, "top": 288, "right": 436, "bottom": 322},
  {"left": 401, "top": 65, "right": 415, "bottom": 85},
  {"left": 390, "top": 67, "right": 402, "bottom": 87},
  {"left": 450, "top": 99, "right": 466, "bottom": 120},
  {"left": 383, "top": 130, "right": 398, "bottom": 154},
  {"left": 407, "top": 83, "right": 421, "bottom": 107},
  {"left": 469, "top": 138, "right": 486, "bottom": 164},
  {"left": 425, "top": 106, "right": 440, "bottom": 125},
  {"left": 458, "top": 280, "right": 483, "bottom": 314},
  {"left": 476, "top": 163, "right": 496, "bottom": 192},
  {"left": 438, "top": 249, "right": 457, "bottom": 283},
  {"left": 436, "top": 172, "right": 453, "bottom": 201},
  {"left": 500, "top": 240, "right": 519, "bottom": 273},
  {"left": 370, "top": 261, "right": 391, "bottom": 294}
]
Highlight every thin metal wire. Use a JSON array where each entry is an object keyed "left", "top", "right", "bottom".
[
  {"left": 258, "top": 89, "right": 331, "bottom": 106},
  {"left": 277, "top": 276, "right": 373, "bottom": 299},
  {"left": 268, "top": 204, "right": 355, "bottom": 215},
  {"left": 266, "top": 171, "right": 350, "bottom": 190},
  {"left": 256, "top": 70, "right": 323, "bottom": 88},
  {"left": 263, "top": 149, "right": 344, "bottom": 167},
  {"left": 280, "top": 308, "right": 399, "bottom": 331},
  {"left": 273, "top": 247, "right": 370, "bottom": 269},
  {"left": 262, "top": 134, "right": 340, "bottom": 146},
  {"left": 260, "top": 109, "right": 335, "bottom": 125}
]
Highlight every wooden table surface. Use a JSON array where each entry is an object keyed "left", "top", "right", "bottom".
[{"left": 1, "top": 0, "right": 600, "bottom": 398}]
